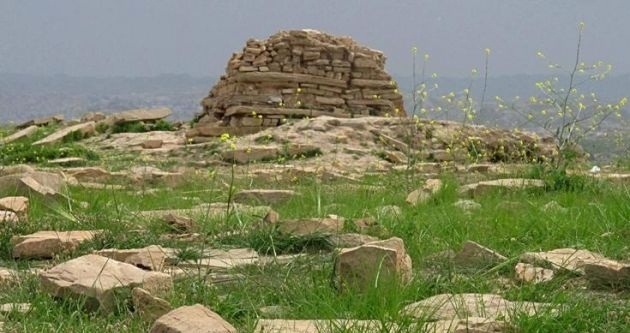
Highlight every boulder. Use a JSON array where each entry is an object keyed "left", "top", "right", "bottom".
[
  {"left": 583, "top": 258, "right": 630, "bottom": 289},
  {"left": 32, "top": 121, "right": 95, "bottom": 145},
  {"left": 335, "top": 237, "right": 412, "bottom": 291},
  {"left": 149, "top": 304, "right": 236, "bottom": 333},
  {"left": 459, "top": 178, "right": 546, "bottom": 197},
  {"left": 40, "top": 254, "right": 172, "bottom": 312},
  {"left": 132, "top": 287, "right": 172, "bottom": 322},
  {"left": 11, "top": 230, "right": 101, "bottom": 259},
  {"left": 94, "top": 245, "right": 168, "bottom": 271},
  {"left": 405, "top": 179, "right": 442, "bottom": 206}
]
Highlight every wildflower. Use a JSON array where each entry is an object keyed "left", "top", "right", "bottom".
[
  {"left": 536, "top": 51, "right": 545, "bottom": 59},
  {"left": 484, "top": 48, "right": 491, "bottom": 56},
  {"left": 296, "top": 88, "right": 302, "bottom": 93}
]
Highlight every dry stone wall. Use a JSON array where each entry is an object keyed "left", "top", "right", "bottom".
[{"left": 190, "top": 29, "right": 405, "bottom": 139}]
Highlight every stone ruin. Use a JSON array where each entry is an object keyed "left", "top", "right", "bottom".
[{"left": 188, "top": 29, "right": 405, "bottom": 140}]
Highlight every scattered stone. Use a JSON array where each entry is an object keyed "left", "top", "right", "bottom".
[
  {"left": 406, "top": 179, "right": 443, "bottom": 206},
  {"left": 277, "top": 216, "right": 344, "bottom": 236},
  {"left": 94, "top": 245, "right": 168, "bottom": 271},
  {"left": 40, "top": 254, "right": 173, "bottom": 312},
  {"left": 162, "top": 213, "right": 194, "bottom": 233},
  {"left": 515, "top": 263, "right": 554, "bottom": 284},
  {"left": 32, "top": 121, "right": 95, "bottom": 146},
  {"left": 0, "top": 211, "right": 19, "bottom": 224},
  {"left": 16, "top": 114, "right": 64, "bottom": 129},
  {"left": 0, "top": 171, "right": 66, "bottom": 199},
  {"left": 583, "top": 258, "right": 630, "bottom": 289},
  {"left": 110, "top": 108, "right": 172, "bottom": 124},
  {"left": 221, "top": 146, "right": 279, "bottom": 164},
  {"left": 81, "top": 112, "right": 107, "bottom": 123},
  {"left": 11, "top": 230, "right": 101, "bottom": 259},
  {"left": 47, "top": 157, "right": 85, "bottom": 166},
  {"left": 384, "top": 150, "right": 407, "bottom": 164},
  {"left": 403, "top": 293, "right": 555, "bottom": 321},
  {"left": 132, "top": 287, "right": 172, "bottom": 322},
  {"left": 0, "top": 164, "right": 35, "bottom": 176},
  {"left": 142, "top": 140, "right": 164, "bottom": 149},
  {"left": 453, "top": 199, "right": 482, "bottom": 211},
  {"left": 459, "top": 178, "right": 546, "bottom": 197},
  {"left": 519, "top": 248, "right": 605, "bottom": 274},
  {"left": 177, "top": 248, "right": 259, "bottom": 271},
  {"left": 335, "top": 237, "right": 412, "bottom": 291},
  {"left": 329, "top": 233, "right": 380, "bottom": 248},
  {"left": 424, "top": 317, "right": 507, "bottom": 333},
  {"left": 262, "top": 209, "right": 280, "bottom": 225},
  {"left": 453, "top": 241, "right": 507, "bottom": 268},
  {"left": 64, "top": 167, "right": 113, "bottom": 183},
  {"left": 0, "top": 125, "right": 38, "bottom": 144},
  {"left": 0, "top": 267, "right": 18, "bottom": 285},
  {"left": 149, "top": 304, "right": 236, "bottom": 333},
  {"left": 233, "top": 189, "right": 298, "bottom": 205}
]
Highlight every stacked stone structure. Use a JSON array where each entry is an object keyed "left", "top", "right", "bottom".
[{"left": 189, "top": 29, "right": 405, "bottom": 138}]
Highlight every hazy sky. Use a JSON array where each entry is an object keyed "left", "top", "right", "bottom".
[{"left": 1, "top": 0, "right": 628, "bottom": 78}]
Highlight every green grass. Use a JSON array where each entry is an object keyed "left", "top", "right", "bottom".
[{"left": 0, "top": 166, "right": 628, "bottom": 332}]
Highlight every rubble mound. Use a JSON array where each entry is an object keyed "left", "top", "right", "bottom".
[{"left": 189, "top": 29, "right": 405, "bottom": 139}]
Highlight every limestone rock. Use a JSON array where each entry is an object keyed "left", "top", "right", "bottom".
[
  {"left": 254, "top": 319, "right": 391, "bottom": 333},
  {"left": 403, "top": 293, "right": 555, "bottom": 321},
  {"left": 329, "top": 233, "right": 380, "bottom": 248},
  {"left": 0, "top": 125, "right": 38, "bottom": 144},
  {"left": 64, "top": 167, "right": 113, "bottom": 183},
  {"left": 459, "top": 178, "right": 546, "bottom": 197},
  {"left": 11, "top": 230, "right": 101, "bottom": 259},
  {"left": 142, "top": 140, "right": 164, "bottom": 149},
  {"left": 40, "top": 254, "right": 173, "bottom": 312},
  {"left": 233, "top": 189, "right": 298, "bottom": 205},
  {"left": 0, "top": 196, "right": 29, "bottom": 220},
  {"left": 177, "top": 248, "right": 259, "bottom": 271},
  {"left": 519, "top": 248, "right": 605, "bottom": 274},
  {"left": 149, "top": 304, "right": 236, "bottom": 333},
  {"left": 221, "top": 146, "right": 279, "bottom": 164},
  {"left": 335, "top": 237, "right": 412, "bottom": 291},
  {"left": 110, "top": 108, "right": 172, "bottom": 124},
  {"left": 162, "top": 213, "right": 194, "bottom": 233},
  {"left": 0, "top": 171, "right": 66, "bottom": 200},
  {"left": 0, "top": 267, "right": 19, "bottom": 285},
  {"left": 32, "top": 121, "right": 95, "bottom": 145},
  {"left": 453, "top": 241, "right": 507, "bottom": 268},
  {"left": 406, "top": 179, "right": 443, "bottom": 206},
  {"left": 16, "top": 114, "right": 64, "bottom": 129},
  {"left": 515, "top": 263, "right": 554, "bottom": 284},
  {"left": 277, "top": 216, "right": 344, "bottom": 236},
  {"left": 132, "top": 287, "right": 172, "bottom": 322},
  {"left": 94, "top": 245, "right": 167, "bottom": 271},
  {"left": 453, "top": 199, "right": 482, "bottom": 211}
]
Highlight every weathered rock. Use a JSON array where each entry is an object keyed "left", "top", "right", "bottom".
[
  {"left": 0, "top": 303, "right": 31, "bottom": 314},
  {"left": 11, "top": 230, "right": 101, "bottom": 259},
  {"left": 110, "top": 108, "right": 172, "bottom": 124},
  {"left": 0, "top": 125, "right": 38, "bottom": 144},
  {"left": 0, "top": 171, "right": 66, "bottom": 199},
  {"left": 0, "top": 267, "right": 19, "bottom": 285},
  {"left": 459, "top": 178, "right": 546, "bottom": 197},
  {"left": 149, "top": 304, "right": 236, "bottom": 333},
  {"left": 16, "top": 114, "right": 64, "bottom": 129},
  {"left": 515, "top": 263, "right": 554, "bottom": 284},
  {"left": 176, "top": 248, "right": 259, "bottom": 271},
  {"left": 40, "top": 254, "right": 173, "bottom": 312},
  {"left": 47, "top": 157, "right": 85, "bottom": 166},
  {"left": 32, "top": 121, "right": 95, "bottom": 145},
  {"left": 329, "top": 233, "right": 380, "bottom": 248},
  {"left": 162, "top": 213, "right": 194, "bottom": 233},
  {"left": 583, "top": 258, "right": 630, "bottom": 289},
  {"left": 94, "top": 245, "right": 167, "bottom": 271},
  {"left": 406, "top": 179, "right": 443, "bottom": 206},
  {"left": 453, "top": 241, "right": 507, "bottom": 268},
  {"left": 64, "top": 167, "right": 113, "bottom": 183},
  {"left": 519, "top": 248, "right": 604, "bottom": 273},
  {"left": 335, "top": 237, "right": 412, "bottom": 291},
  {"left": 424, "top": 317, "right": 507, "bottom": 333},
  {"left": 403, "top": 293, "right": 555, "bottom": 321},
  {"left": 0, "top": 210, "right": 19, "bottom": 223},
  {"left": 221, "top": 146, "right": 279, "bottom": 164},
  {"left": 0, "top": 164, "right": 35, "bottom": 176},
  {"left": 277, "top": 216, "right": 344, "bottom": 236},
  {"left": 254, "top": 319, "right": 393, "bottom": 333},
  {"left": 128, "top": 166, "right": 186, "bottom": 187},
  {"left": 142, "top": 140, "right": 164, "bottom": 149},
  {"left": 132, "top": 287, "right": 172, "bottom": 322},
  {"left": 233, "top": 189, "right": 298, "bottom": 205},
  {"left": 0, "top": 196, "right": 27, "bottom": 214}
]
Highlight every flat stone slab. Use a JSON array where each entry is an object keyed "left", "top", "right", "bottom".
[
  {"left": 515, "top": 263, "right": 554, "bottom": 284},
  {"left": 149, "top": 304, "right": 236, "bottom": 333},
  {"left": 47, "top": 157, "right": 85, "bottom": 166},
  {"left": 233, "top": 189, "right": 298, "bottom": 205},
  {"left": 33, "top": 121, "right": 95, "bottom": 146},
  {"left": 453, "top": 241, "right": 507, "bottom": 268},
  {"left": 0, "top": 267, "right": 19, "bottom": 285},
  {"left": 403, "top": 293, "right": 556, "bottom": 321},
  {"left": 459, "top": 178, "right": 546, "bottom": 197},
  {"left": 254, "top": 319, "right": 392, "bottom": 333},
  {"left": 583, "top": 258, "right": 630, "bottom": 289},
  {"left": 11, "top": 230, "right": 101, "bottom": 259},
  {"left": 40, "top": 254, "right": 172, "bottom": 312},
  {"left": 16, "top": 114, "right": 64, "bottom": 129},
  {"left": 176, "top": 248, "right": 259, "bottom": 271},
  {"left": 95, "top": 245, "right": 168, "bottom": 271},
  {"left": 0, "top": 125, "right": 38, "bottom": 144},
  {"left": 519, "top": 248, "right": 605, "bottom": 273},
  {"left": 111, "top": 107, "right": 172, "bottom": 123},
  {"left": 139, "top": 203, "right": 270, "bottom": 220},
  {"left": 277, "top": 216, "right": 344, "bottom": 236}
]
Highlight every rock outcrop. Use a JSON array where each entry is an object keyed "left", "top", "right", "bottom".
[{"left": 189, "top": 29, "right": 405, "bottom": 139}]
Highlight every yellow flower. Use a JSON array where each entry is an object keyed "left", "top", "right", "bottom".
[
  {"left": 296, "top": 88, "right": 302, "bottom": 93},
  {"left": 484, "top": 48, "right": 491, "bottom": 56}
]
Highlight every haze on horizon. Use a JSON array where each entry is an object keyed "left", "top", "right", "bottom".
[{"left": 1, "top": 0, "right": 629, "bottom": 79}]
